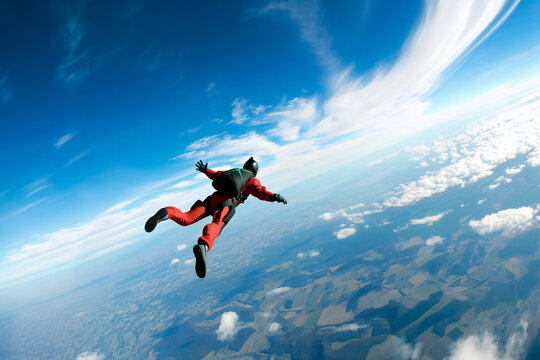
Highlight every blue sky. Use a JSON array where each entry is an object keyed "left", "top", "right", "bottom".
[{"left": 1, "top": 0, "right": 540, "bottom": 288}]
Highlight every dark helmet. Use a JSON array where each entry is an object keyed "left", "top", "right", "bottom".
[{"left": 243, "top": 157, "right": 259, "bottom": 176}]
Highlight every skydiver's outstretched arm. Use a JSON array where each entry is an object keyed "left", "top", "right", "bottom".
[
  {"left": 195, "top": 160, "right": 222, "bottom": 180},
  {"left": 246, "top": 178, "right": 287, "bottom": 204}
]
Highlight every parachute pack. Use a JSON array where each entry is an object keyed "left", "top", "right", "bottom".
[{"left": 211, "top": 168, "right": 254, "bottom": 198}]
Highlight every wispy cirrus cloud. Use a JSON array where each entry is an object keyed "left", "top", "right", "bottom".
[
  {"left": 255, "top": 0, "right": 340, "bottom": 72},
  {"left": 25, "top": 178, "right": 50, "bottom": 198},
  {"left": 66, "top": 151, "right": 88, "bottom": 166},
  {"left": 54, "top": 132, "right": 78, "bottom": 149},
  {"left": 230, "top": 98, "right": 271, "bottom": 124},
  {"left": 57, "top": 15, "right": 98, "bottom": 83}
]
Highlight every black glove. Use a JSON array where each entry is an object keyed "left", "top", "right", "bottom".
[
  {"left": 271, "top": 193, "right": 287, "bottom": 205},
  {"left": 195, "top": 160, "right": 208, "bottom": 173}
]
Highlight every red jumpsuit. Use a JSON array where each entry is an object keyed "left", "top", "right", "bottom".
[{"left": 164, "top": 168, "right": 274, "bottom": 251}]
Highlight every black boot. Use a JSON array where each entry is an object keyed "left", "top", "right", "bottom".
[
  {"left": 145, "top": 208, "right": 168, "bottom": 233},
  {"left": 193, "top": 243, "right": 208, "bottom": 278}
]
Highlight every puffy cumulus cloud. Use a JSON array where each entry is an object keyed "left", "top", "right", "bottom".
[
  {"left": 446, "top": 321, "right": 528, "bottom": 360},
  {"left": 385, "top": 98, "right": 540, "bottom": 207},
  {"left": 76, "top": 352, "right": 105, "bottom": 360},
  {"left": 335, "top": 227, "right": 357, "bottom": 240},
  {"left": 268, "top": 322, "right": 281, "bottom": 332},
  {"left": 528, "top": 148, "right": 540, "bottom": 167},
  {"left": 177, "top": 244, "right": 187, "bottom": 251},
  {"left": 469, "top": 205, "right": 539, "bottom": 235},
  {"left": 505, "top": 165, "right": 524, "bottom": 174},
  {"left": 216, "top": 311, "right": 239, "bottom": 341},
  {"left": 184, "top": 259, "right": 195, "bottom": 265},
  {"left": 426, "top": 235, "right": 445, "bottom": 246},
  {"left": 297, "top": 250, "right": 320, "bottom": 258},
  {"left": 410, "top": 211, "right": 449, "bottom": 225},
  {"left": 267, "top": 287, "right": 291, "bottom": 296},
  {"left": 170, "top": 258, "right": 180, "bottom": 265}
]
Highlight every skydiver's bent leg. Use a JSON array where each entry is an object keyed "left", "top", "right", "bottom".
[
  {"left": 165, "top": 200, "right": 208, "bottom": 226},
  {"left": 145, "top": 208, "right": 169, "bottom": 233},
  {"left": 198, "top": 206, "right": 229, "bottom": 251}
]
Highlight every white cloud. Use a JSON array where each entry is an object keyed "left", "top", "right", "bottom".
[
  {"left": 332, "top": 323, "right": 366, "bottom": 332},
  {"left": 184, "top": 258, "right": 194, "bottom": 265},
  {"left": 268, "top": 322, "right": 281, "bottom": 332},
  {"left": 231, "top": 98, "right": 271, "bottom": 124},
  {"left": 319, "top": 207, "right": 381, "bottom": 224},
  {"left": 76, "top": 352, "right": 105, "bottom": 360},
  {"left": 265, "top": 97, "right": 318, "bottom": 141},
  {"left": 10, "top": 199, "right": 46, "bottom": 217},
  {"left": 426, "top": 235, "right": 445, "bottom": 246},
  {"left": 505, "top": 165, "right": 524, "bottom": 174},
  {"left": 297, "top": 250, "right": 320, "bottom": 258},
  {"left": 335, "top": 227, "right": 357, "bottom": 240},
  {"left": 167, "top": 180, "right": 197, "bottom": 190},
  {"left": 469, "top": 205, "right": 539, "bottom": 235},
  {"left": 54, "top": 132, "right": 77, "bottom": 149},
  {"left": 410, "top": 211, "right": 449, "bottom": 225},
  {"left": 267, "top": 287, "right": 291, "bottom": 296},
  {"left": 170, "top": 258, "right": 180, "bottom": 265},
  {"left": 186, "top": 135, "right": 220, "bottom": 151},
  {"left": 177, "top": 244, "right": 187, "bottom": 251},
  {"left": 89, "top": 241, "right": 129, "bottom": 259},
  {"left": 102, "top": 199, "right": 136, "bottom": 215},
  {"left": 25, "top": 178, "right": 50, "bottom": 198},
  {"left": 308, "top": 0, "right": 515, "bottom": 139},
  {"left": 66, "top": 151, "right": 89, "bottom": 166},
  {"left": 384, "top": 95, "right": 540, "bottom": 206},
  {"left": 216, "top": 311, "right": 239, "bottom": 341},
  {"left": 478, "top": 199, "right": 487, "bottom": 205},
  {"left": 488, "top": 183, "right": 500, "bottom": 190},
  {"left": 528, "top": 148, "right": 540, "bottom": 167},
  {"left": 446, "top": 320, "right": 527, "bottom": 360}
]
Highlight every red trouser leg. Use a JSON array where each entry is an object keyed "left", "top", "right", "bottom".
[
  {"left": 165, "top": 201, "right": 207, "bottom": 226},
  {"left": 199, "top": 206, "right": 229, "bottom": 251}
]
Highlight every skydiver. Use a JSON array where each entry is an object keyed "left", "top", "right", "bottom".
[{"left": 144, "top": 157, "right": 287, "bottom": 278}]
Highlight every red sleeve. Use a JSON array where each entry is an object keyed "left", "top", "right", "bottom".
[
  {"left": 204, "top": 169, "right": 223, "bottom": 180},
  {"left": 244, "top": 178, "right": 273, "bottom": 202}
]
